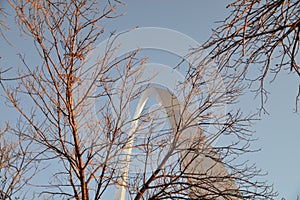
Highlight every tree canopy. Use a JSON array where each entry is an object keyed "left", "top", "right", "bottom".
[{"left": 204, "top": 0, "right": 300, "bottom": 113}]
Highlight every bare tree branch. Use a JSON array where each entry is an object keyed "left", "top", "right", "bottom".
[{"left": 204, "top": 0, "right": 300, "bottom": 113}]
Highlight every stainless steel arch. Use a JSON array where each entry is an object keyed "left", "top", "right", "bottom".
[{"left": 114, "top": 85, "right": 239, "bottom": 200}]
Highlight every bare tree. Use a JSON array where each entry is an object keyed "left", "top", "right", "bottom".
[
  {"left": 0, "top": 0, "right": 277, "bottom": 199},
  {"left": 203, "top": 0, "right": 300, "bottom": 113},
  {"left": 2, "top": 0, "right": 126, "bottom": 199},
  {"left": 0, "top": 124, "right": 38, "bottom": 200}
]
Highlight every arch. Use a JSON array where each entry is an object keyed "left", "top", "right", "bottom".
[{"left": 114, "top": 85, "right": 239, "bottom": 200}]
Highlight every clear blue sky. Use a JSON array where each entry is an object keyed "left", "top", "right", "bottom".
[{"left": 1, "top": 1, "right": 299, "bottom": 199}]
